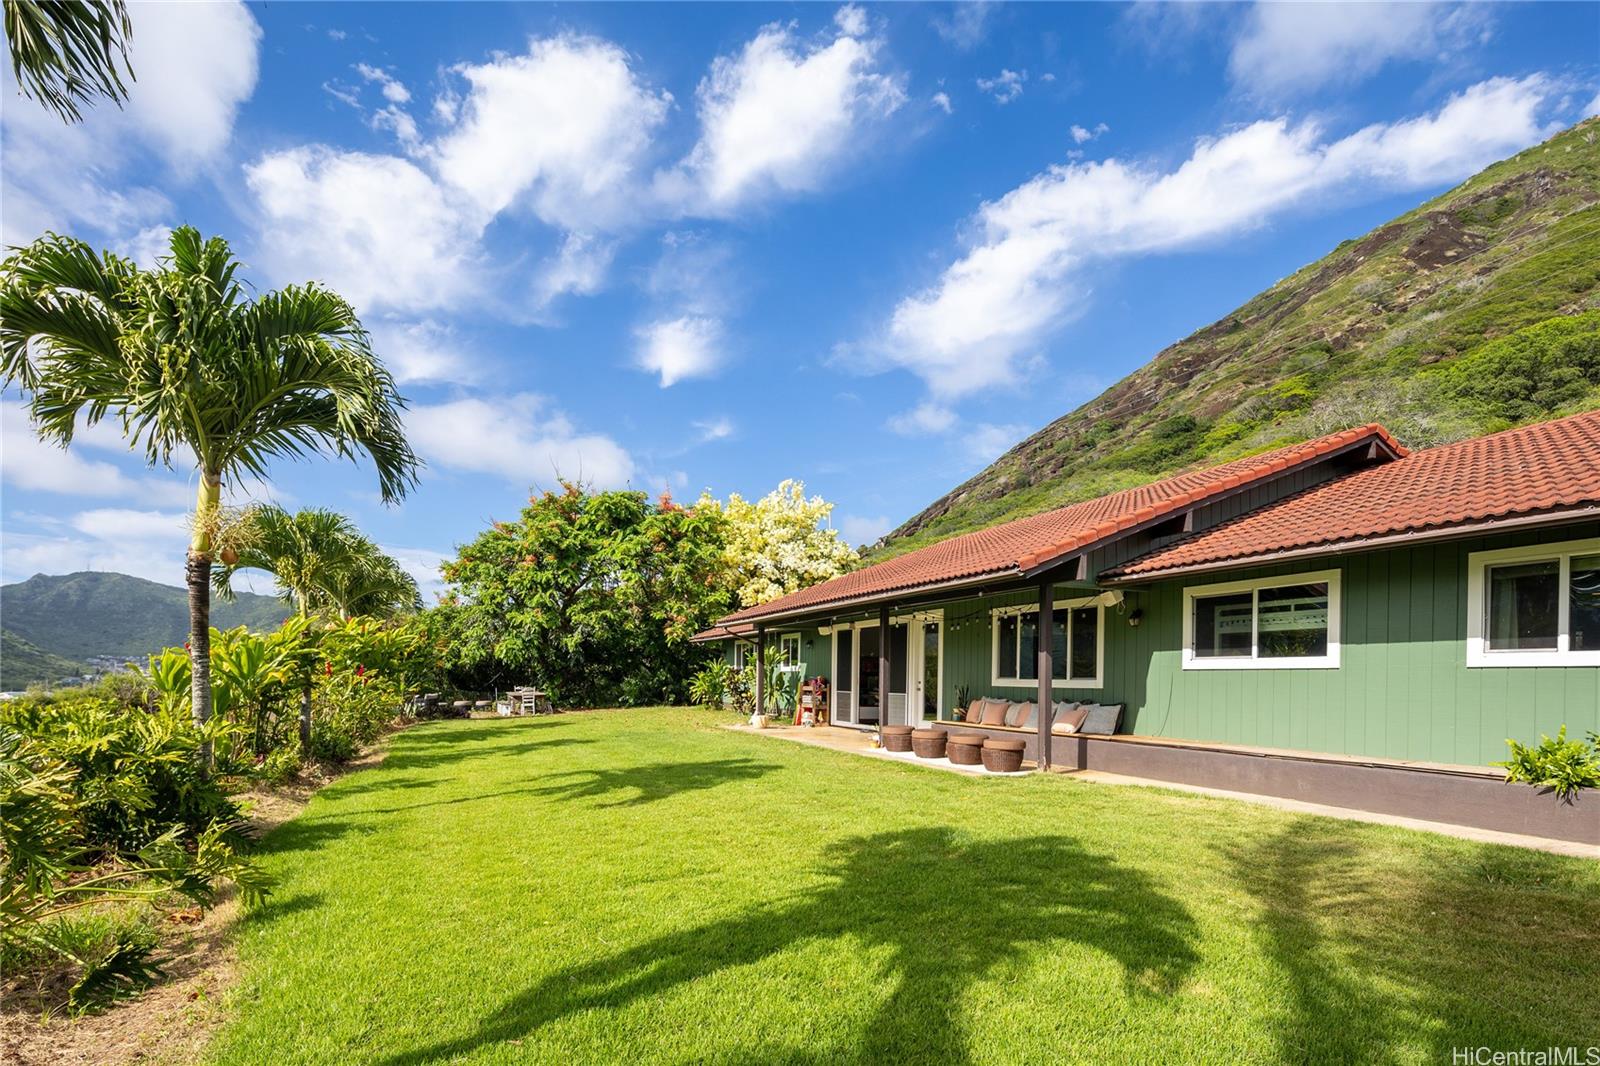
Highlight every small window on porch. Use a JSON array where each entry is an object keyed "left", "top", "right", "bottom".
[{"left": 991, "top": 601, "right": 1102, "bottom": 688}]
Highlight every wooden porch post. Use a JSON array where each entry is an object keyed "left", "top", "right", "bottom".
[
  {"left": 1037, "top": 578, "right": 1052, "bottom": 771},
  {"left": 878, "top": 603, "right": 891, "bottom": 737},
  {"left": 754, "top": 625, "right": 765, "bottom": 718}
]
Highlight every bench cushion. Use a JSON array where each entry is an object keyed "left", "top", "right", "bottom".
[
  {"left": 1052, "top": 704, "right": 1090, "bottom": 735},
  {"left": 1004, "top": 701, "right": 1035, "bottom": 728},
  {"left": 979, "top": 699, "right": 1011, "bottom": 727},
  {"left": 1079, "top": 704, "right": 1123, "bottom": 736}
]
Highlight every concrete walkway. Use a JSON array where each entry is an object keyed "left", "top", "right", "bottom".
[{"left": 729, "top": 723, "right": 1597, "bottom": 859}]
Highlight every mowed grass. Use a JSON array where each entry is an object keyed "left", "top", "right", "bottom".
[{"left": 207, "top": 709, "right": 1600, "bottom": 1065}]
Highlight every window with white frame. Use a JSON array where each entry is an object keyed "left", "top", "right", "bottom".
[
  {"left": 1467, "top": 537, "right": 1600, "bottom": 667},
  {"left": 1182, "top": 570, "right": 1341, "bottom": 669},
  {"left": 991, "top": 600, "right": 1103, "bottom": 688},
  {"left": 732, "top": 640, "right": 753, "bottom": 671},
  {"left": 779, "top": 633, "right": 801, "bottom": 668}
]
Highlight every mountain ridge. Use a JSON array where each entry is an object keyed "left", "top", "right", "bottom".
[
  {"left": 0, "top": 570, "right": 293, "bottom": 669},
  {"left": 877, "top": 117, "right": 1600, "bottom": 558}
]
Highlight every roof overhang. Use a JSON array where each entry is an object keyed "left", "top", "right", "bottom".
[{"left": 1102, "top": 504, "right": 1600, "bottom": 585}]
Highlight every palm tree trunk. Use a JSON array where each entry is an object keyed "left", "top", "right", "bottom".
[
  {"left": 187, "top": 549, "right": 214, "bottom": 769},
  {"left": 296, "top": 591, "right": 312, "bottom": 757},
  {"left": 189, "top": 472, "right": 222, "bottom": 771}
]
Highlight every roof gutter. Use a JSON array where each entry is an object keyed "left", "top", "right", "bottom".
[
  {"left": 714, "top": 568, "right": 1023, "bottom": 630},
  {"left": 1101, "top": 505, "right": 1600, "bottom": 584}
]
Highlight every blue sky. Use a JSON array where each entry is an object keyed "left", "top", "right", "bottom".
[{"left": 2, "top": 1, "right": 1597, "bottom": 601}]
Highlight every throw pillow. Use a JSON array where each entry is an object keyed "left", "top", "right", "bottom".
[{"left": 1079, "top": 703, "right": 1123, "bottom": 736}]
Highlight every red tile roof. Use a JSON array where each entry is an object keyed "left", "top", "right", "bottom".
[
  {"left": 1109, "top": 409, "right": 1600, "bottom": 579},
  {"left": 712, "top": 424, "right": 1403, "bottom": 627}
]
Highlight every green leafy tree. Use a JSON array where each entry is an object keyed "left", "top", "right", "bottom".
[
  {"left": 443, "top": 485, "right": 734, "bottom": 706},
  {"left": 3, "top": 0, "right": 133, "bottom": 122},
  {"left": 695, "top": 479, "right": 858, "bottom": 608},
  {"left": 0, "top": 228, "right": 419, "bottom": 769}
]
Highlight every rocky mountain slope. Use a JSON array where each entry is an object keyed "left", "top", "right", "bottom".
[{"left": 880, "top": 117, "right": 1600, "bottom": 557}]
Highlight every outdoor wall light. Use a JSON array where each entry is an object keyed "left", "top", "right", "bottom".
[{"left": 1127, "top": 608, "right": 1144, "bottom": 628}]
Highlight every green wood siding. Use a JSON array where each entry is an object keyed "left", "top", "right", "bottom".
[
  {"left": 891, "top": 523, "right": 1600, "bottom": 767},
  {"left": 1102, "top": 524, "right": 1600, "bottom": 767},
  {"left": 718, "top": 523, "right": 1598, "bottom": 766}
]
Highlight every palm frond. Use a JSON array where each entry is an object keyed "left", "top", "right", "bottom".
[{"left": 3, "top": 0, "right": 134, "bottom": 123}]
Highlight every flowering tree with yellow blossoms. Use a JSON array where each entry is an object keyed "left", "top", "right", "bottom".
[{"left": 696, "top": 480, "right": 859, "bottom": 608}]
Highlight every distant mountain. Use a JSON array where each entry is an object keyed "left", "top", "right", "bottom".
[
  {"left": 0, "top": 571, "right": 292, "bottom": 664},
  {"left": 0, "top": 629, "right": 84, "bottom": 691},
  {"left": 881, "top": 117, "right": 1600, "bottom": 556}
]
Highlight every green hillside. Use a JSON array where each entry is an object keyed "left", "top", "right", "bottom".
[
  {"left": 0, "top": 629, "right": 84, "bottom": 691},
  {"left": 0, "top": 571, "right": 292, "bottom": 663},
  {"left": 882, "top": 117, "right": 1600, "bottom": 556}
]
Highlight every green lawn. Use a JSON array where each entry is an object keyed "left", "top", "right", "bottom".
[{"left": 207, "top": 709, "right": 1600, "bottom": 1065}]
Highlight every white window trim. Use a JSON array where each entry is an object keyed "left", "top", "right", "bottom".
[
  {"left": 989, "top": 597, "right": 1105, "bottom": 690},
  {"left": 1466, "top": 537, "right": 1600, "bottom": 668},
  {"left": 1182, "top": 569, "right": 1341, "bottom": 670},
  {"left": 778, "top": 633, "right": 801, "bottom": 668},
  {"left": 732, "top": 640, "right": 754, "bottom": 671}
]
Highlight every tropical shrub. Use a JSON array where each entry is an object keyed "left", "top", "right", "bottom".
[
  {"left": 0, "top": 693, "right": 242, "bottom": 854},
  {"left": 1497, "top": 727, "right": 1600, "bottom": 799},
  {"left": 688, "top": 661, "right": 733, "bottom": 706},
  {"left": 0, "top": 724, "right": 269, "bottom": 1012}
]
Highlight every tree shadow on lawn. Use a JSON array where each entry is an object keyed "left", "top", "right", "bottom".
[
  {"left": 1229, "top": 818, "right": 1600, "bottom": 1063},
  {"left": 378, "top": 826, "right": 1200, "bottom": 1065},
  {"left": 382, "top": 727, "right": 592, "bottom": 773},
  {"left": 527, "top": 758, "right": 781, "bottom": 809}
]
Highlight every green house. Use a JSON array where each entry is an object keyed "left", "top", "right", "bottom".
[{"left": 696, "top": 410, "right": 1600, "bottom": 844}]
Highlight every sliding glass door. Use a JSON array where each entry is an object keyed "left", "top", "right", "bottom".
[{"left": 831, "top": 616, "right": 940, "bottom": 728}]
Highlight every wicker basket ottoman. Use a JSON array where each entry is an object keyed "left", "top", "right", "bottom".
[
  {"left": 910, "top": 728, "right": 947, "bottom": 759},
  {"left": 947, "top": 732, "right": 986, "bottom": 765},
  {"left": 981, "top": 737, "right": 1026, "bottom": 773},
  {"left": 881, "top": 725, "right": 914, "bottom": 752}
]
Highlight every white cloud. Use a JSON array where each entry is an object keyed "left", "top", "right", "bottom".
[
  {"left": 245, "top": 146, "right": 483, "bottom": 314},
  {"left": 534, "top": 233, "right": 617, "bottom": 309},
  {"left": 120, "top": 0, "right": 261, "bottom": 169},
  {"left": 839, "top": 513, "right": 892, "bottom": 546},
  {"left": 1071, "top": 122, "right": 1109, "bottom": 145},
  {"left": 977, "top": 69, "right": 1026, "bottom": 104},
  {"left": 1585, "top": 90, "right": 1600, "bottom": 118},
  {"left": 1230, "top": 2, "right": 1492, "bottom": 96},
  {"left": 834, "top": 4, "right": 869, "bottom": 37},
  {"left": 407, "top": 394, "right": 635, "bottom": 489},
  {"left": 369, "top": 318, "right": 478, "bottom": 385},
  {"left": 68, "top": 508, "right": 189, "bottom": 542},
  {"left": 112, "top": 225, "right": 175, "bottom": 269},
  {"left": 933, "top": 2, "right": 994, "bottom": 50},
  {"left": 356, "top": 63, "right": 412, "bottom": 104},
  {"left": 0, "top": 1, "right": 258, "bottom": 247},
  {"left": 932, "top": 91, "right": 953, "bottom": 115},
  {"left": 889, "top": 403, "right": 956, "bottom": 435},
  {"left": 433, "top": 35, "right": 671, "bottom": 229},
  {"left": 692, "top": 416, "right": 736, "bottom": 443},
  {"left": 869, "top": 75, "right": 1558, "bottom": 401},
  {"left": 635, "top": 316, "right": 723, "bottom": 387},
  {"left": 0, "top": 528, "right": 185, "bottom": 587},
  {"left": 380, "top": 545, "right": 449, "bottom": 605},
  {"left": 666, "top": 10, "right": 905, "bottom": 211},
  {"left": 1, "top": 403, "right": 191, "bottom": 506}
]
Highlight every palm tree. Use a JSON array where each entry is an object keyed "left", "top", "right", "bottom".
[
  {"left": 322, "top": 539, "right": 421, "bottom": 620},
  {"left": 4, "top": 0, "right": 134, "bottom": 122},
  {"left": 1, "top": 228, "right": 419, "bottom": 768},
  {"left": 213, "top": 506, "right": 419, "bottom": 752}
]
